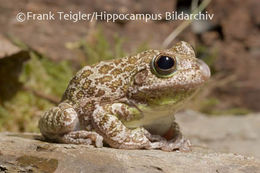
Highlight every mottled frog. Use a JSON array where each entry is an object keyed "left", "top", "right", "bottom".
[{"left": 39, "top": 41, "right": 210, "bottom": 151}]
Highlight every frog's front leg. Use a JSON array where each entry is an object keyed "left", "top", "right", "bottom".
[
  {"left": 39, "top": 102, "right": 103, "bottom": 147},
  {"left": 161, "top": 121, "right": 191, "bottom": 152},
  {"left": 92, "top": 103, "right": 166, "bottom": 150}
]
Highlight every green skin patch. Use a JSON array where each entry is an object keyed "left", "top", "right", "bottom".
[{"left": 123, "top": 90, "right": 195, "bottom": 130}]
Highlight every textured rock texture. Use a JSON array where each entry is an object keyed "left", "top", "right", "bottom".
[{"left": 0, "top": 132, "right": 259, "bottom": 173}]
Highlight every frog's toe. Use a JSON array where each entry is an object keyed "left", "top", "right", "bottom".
[
  {"left": 161, "top": 137, "right": 192, "bottom": 152},
  {"left": 61, "top": 130, "right": 104, "bottom": 147},
  {"left": 175, "top": 138, "right": 192, "bottom": 152},
  {"left": 142, "top": 128, "right": 166, "bottom": 142},
  {"left": 145, "top": 141, "right": 167, "bottom": 150}
]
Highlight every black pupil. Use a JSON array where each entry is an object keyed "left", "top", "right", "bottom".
[{"left": 156, "top": 56, "right": 174, "bottom": 70}]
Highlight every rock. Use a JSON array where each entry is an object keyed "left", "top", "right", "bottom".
[
  {"left": 0, "top": 132, "right": 259, "bottom": 173},
  {"left": 176, "top": 110, "right": 260, "bottom": 159},
  {"left": 0, "top": 35, "right": 30, "bottom": 101},
  {"left": 0, "top": 35, "right": 21, "bottom": 59}
]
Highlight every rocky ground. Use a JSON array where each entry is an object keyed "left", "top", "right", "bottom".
[{"left": 0, "top": 111, "right": 259, "bottom": 173}]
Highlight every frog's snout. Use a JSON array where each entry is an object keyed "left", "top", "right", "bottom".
[{"left": 197, "top": 59, "right": 211, "bottom": 80}]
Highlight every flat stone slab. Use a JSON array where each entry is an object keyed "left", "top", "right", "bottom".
[
  {"left": 0, "top": 132, "right": 259, "bottom": 173},
  {"left": 176, "top": 110, "right": 260, "bottom": 158}
]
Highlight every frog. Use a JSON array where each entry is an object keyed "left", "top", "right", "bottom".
[{"left": 38, "top": 41, "right": 210, "bottom": 151}]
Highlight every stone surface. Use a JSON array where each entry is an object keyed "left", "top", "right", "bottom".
[
  {"left": 176, "top": 110, "right": 260, "bottom": 159},
  {"left": 0, "top": 35, "right": 30, "bottom": 101},
  {"left": 0, "top": 132, "right": 259, "bottom": 173},
  {"left": 0, "top": 35, "right": 21, "bottom": 59}
]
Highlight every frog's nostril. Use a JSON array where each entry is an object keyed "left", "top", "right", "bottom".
[{"left": 197, "top": 59, "right": 211, "bottom": 79}]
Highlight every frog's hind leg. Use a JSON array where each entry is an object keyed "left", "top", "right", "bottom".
[{"left": 38, "top": 102, "right": 103, "bottom": 147}]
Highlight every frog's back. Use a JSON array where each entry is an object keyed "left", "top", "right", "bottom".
[{"left": 62, "top": 56, "right": 142, "bottom": 104}]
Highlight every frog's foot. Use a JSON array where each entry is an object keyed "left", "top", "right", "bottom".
[
  {"left": 127, "top": 127, "right": 167, "bottom": 150},
  {"left": 39, "top": 102, "right": 79, "bottom": 138},
  {"left": 60, "top": 130, "right": 103, "bottom": 147},
  {"left": 157, "top": 120, "right": 192, "bottom": 152},
  {"left": 143, "top": 128, "right": 167, "bottom": 142},
  {"left": 161, "top": 136, "right": 191, "bottom": 152}
]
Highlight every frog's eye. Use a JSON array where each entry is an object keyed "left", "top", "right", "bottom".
[{"left": 152, "top": 55, "right": 177, "bottom": 77}]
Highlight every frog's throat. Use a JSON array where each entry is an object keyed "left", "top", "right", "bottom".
[
  {"left": 124, "top": 90, "right": 196, "bottom": 128},
  {"left": 124, "top": 101, "right": 183, "bottom": 129}
]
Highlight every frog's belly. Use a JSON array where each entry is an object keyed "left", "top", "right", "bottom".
[
  {"left": 143, "top": 116, "right": 173, "bottom": 135},
  {"left": 124, "top": 109, "right": 174, "bottom": 136}
]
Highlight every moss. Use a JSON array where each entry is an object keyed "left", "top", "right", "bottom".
[
  {"left": 199, "top": 97, "right": 251, "bottom": 116},
  {"left": 20, "top": 51, "right": 74, "bottom": 97},
  {"left": 0, "top": 91, "right": 52, "bottom": 132},
  {"left": 211, "top": 108, "right": 251, "bottom": 116}
]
